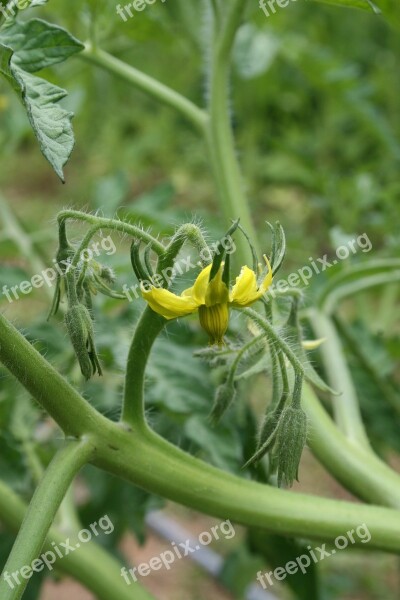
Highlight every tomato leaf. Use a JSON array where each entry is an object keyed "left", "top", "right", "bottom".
[
  {"left": 0, "top": 18, "right": 84, "bottom": 72},
  {"left": 0, "top": 18, "right": 83, "bottom": 180},
  {"left": 0, "top": 42, "right": 75, "bottom": 181}
]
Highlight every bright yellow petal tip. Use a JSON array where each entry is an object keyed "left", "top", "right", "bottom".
[
  {"left": 229, "top": 255, "right": 273, "bottom": 307},
  {"left": 302, "top": 338, "right": 326, "bottom": 350},
  {"left": 141, "top": 285, "right": 199, "bottom": 320}
]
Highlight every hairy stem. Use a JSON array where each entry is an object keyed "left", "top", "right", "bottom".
[
  {"left": 57, "top": 211, "right": 165, "bottom": 256},
  {"left": 242, "top": 307, "right": 304, "bottom": 376},
  {"left": 122, "top": 308, "right": 166, "bottom": 427},
  {"left": 0, "top": 313, "right": 105, "bottom": 436}
]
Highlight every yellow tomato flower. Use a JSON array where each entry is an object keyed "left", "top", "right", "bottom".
[{"left": 141, "top": 257, "right": 273, "bottom": 345}]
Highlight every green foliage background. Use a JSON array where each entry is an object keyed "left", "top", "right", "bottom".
[{"left": 0, "top": 0, "right": 399, "bottom": 598}]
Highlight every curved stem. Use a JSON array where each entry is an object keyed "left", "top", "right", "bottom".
[
  {"left": 93, "top": 420, "right": 400, "bottom": 553},
  {"left": 308, "top": 308, "right": 371, "bottom": 450},
  {"left": 0, "top": 313, "right": 105, "bottom": 437},
  {"left": 303, "top": 383, "right": 400, "bottom": 508},
  {"left": 0, "top": 439, "right": 95, "bottom": 600},
  {"left": 80, "top": 44, "right": 208, "bottom": 134},
  {"left": 322, "top": 272, "right": 400, "bottom": 316},
  {"left": 0, "top": 480, "right": 155, "bottom": 600},
  {"left": 57, "top": 211, "right": 165, "bottom": 256},
  {"left": 122, "top": 308, "right": 166, "bottom": 427},
  {"left": 230, "top": 334, "right": 264, "bottom": 375},
  {"left": 242, "top": 307, "right": 304, "bottom": 375}
]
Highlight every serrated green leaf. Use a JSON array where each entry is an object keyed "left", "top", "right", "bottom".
[
  {"left": 147, "top": 337, "right": 212, "bottom": 414},
  {"left": 0, "top": 18, "right": 84, "bottom": 72},
  {"left": 0, "top": 43, "right": 75, "bottom": 181},
  {"left": 15, "top": 66, "right": 75, "bottom": 181},
  {"left": 0, "top": 43, "right": 17, "bottom": 90}
]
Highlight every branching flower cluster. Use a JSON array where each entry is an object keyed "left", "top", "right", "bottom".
[{"left": 48, "top": 212, "right": 331, "bottom": 486}]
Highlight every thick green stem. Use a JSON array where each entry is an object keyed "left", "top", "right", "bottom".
[
  {"left": 0, "top": 480, "right": 155, "bottom": 600},
  {"left": 93, "top": 421, "right": 400, "bottom": 553},
  {"left": 206, "top": 0, "right": 257, "bottom": 265},
  {"left": 303, "top": 383, "right": 400, "bottom": 508},
  {"left": 0, "top": 440, "right": 94, "bottom": 600},
  {"left": 2, "top": 308, "right": 400, "bottom": 555},
  {"left": 308, "top": 308, "right": 371, "bottom": 450},
  {"left": 122, "top": 308, "right": 165, "bottom": 427},
  {"left": 80, "top": 44, "right": 208, "bottom": 134},
  {"left": 0, "top": 313, "right": 105, "bottom": 436}
]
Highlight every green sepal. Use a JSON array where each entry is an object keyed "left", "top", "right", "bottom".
[
  {"left": 209, "top": 219, "right": 239, "bottom": 282},
  {"left": 130, "top": 240, "right": 149, "bottom": 282},
  {"left": 266, "top": 221, "right": 286, "bottom": 276},
  {"left": 237, "top": 223, "right": 259, "bottom": 273},
  {"left": 144, "top": 243, "right": 155, "bottom": 279}
]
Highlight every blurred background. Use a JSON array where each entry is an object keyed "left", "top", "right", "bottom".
[{"left": 0, "top": 0, "right": 400, "bottom": 598}]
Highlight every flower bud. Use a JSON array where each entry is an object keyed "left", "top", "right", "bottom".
[
  {"left": 274, "top": 406, "right": 307, "bottom": 488},
  {"left": 65, "top": 304, "right": 102, "bottom": 380}
]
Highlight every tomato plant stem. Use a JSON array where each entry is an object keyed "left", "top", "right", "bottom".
[
  {"left": 0, "top": 440, "right": 95, "bottom": 600},
  {"left": 0, "top": 480, "right": 155, "bottom": 600},
  {"left": 81, "top": 44, "right": 208, "bottom": 134},
  {"left": 308, "top": 308, "right": 371, "bottom": 450}
]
